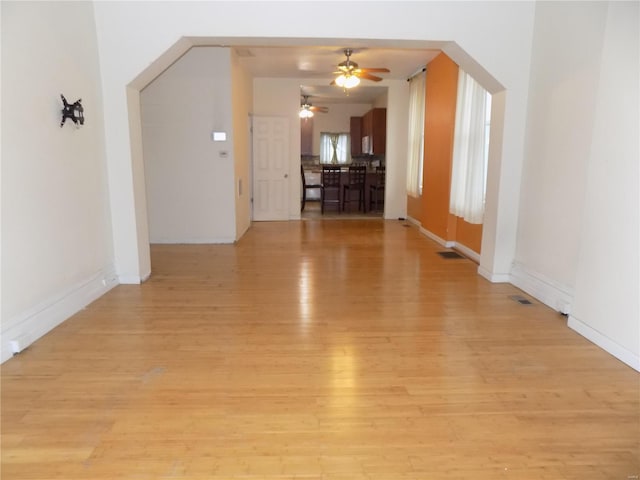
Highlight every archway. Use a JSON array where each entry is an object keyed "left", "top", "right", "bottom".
[{"left": 125, "top": 37, "right": 506, "bottom": 282}]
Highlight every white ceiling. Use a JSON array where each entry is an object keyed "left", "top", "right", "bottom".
[{"left": 234, "top": 45, "right": 440, "bottom": 104}]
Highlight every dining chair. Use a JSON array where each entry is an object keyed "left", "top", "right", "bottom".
[
  {"left": 321, "top": 165, "right": 342, "bottom": 214},
  {"left": 300, "top": 165, "right": 322, "bottom": 212},
  {"left": 369, "top": 166, "right": 385, "bottom": 212},
  {"left": 342, "top": 165, "right": 367, "bottom": 213}
]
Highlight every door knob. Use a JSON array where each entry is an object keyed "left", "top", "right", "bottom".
[{"left": 284, "top": 174, "right": 288, "bottom": 178}]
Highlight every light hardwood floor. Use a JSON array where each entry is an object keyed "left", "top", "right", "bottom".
[
  {"left": 301, "top": 199, "right": 383, "bottom": 219},
  {"left": 2, "top": 220, "right": 638, "bottom": 479}
]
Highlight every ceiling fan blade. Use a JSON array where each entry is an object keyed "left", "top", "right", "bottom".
[
  {"left": 309, "top": 106, "right": 328, "bottom": 113},
  {"left": 358, "top": 67, "right": 390, "bottom": 73},
  {"left": 359, "top": 72, "right": 383, "bottom": 82}
]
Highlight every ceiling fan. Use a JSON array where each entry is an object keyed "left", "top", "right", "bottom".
[
  {"left": 299, "top": 95, "right": 328, "bottom": 118},
  {"left": 331, "top": 48, "right": 391, "bottom": 89}
]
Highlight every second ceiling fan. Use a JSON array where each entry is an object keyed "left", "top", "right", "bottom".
[
  {"left": 331, "top": 48, "right": 391, "bottom": 89},
  {"left": 300, "top": 94, "right": 328, "bottom": 118}
]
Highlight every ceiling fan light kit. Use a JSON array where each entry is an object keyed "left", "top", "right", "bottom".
[
  {"left": 299, "top": 94, "right": 328, "bottom": 118},
  {"left": 335, "top": 74, "right": 360, "bottom": 89},
  {"left": 331, "top": 48, "right": 390, "bottom": 90},
  {"left": 299, "top": 107, "right": 314, "bottom": 119}
]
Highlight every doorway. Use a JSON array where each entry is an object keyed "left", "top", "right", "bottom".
[{"left": 299, "top": 85, "right": 387, "bottom": 220}]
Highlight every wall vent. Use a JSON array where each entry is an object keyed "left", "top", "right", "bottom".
[{"left": 510, "top": 295, "right": 534, "bottom": 305}]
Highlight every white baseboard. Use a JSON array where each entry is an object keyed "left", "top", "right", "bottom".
[
  {"left": 406, "top": 215, "right": 421, "bottom": 227},
  {"left": 510, "top": 262, "right": 573, "bottom": 314},
  {"left": 1, "top": 265, "right": 119, "bottom": 364},
  {"left": 416, "top": 226, "right": 481, "bottom": 264},
  {"left": 568, "top": 315, "right": 640, "bottom": 372},
  {"left": 478, "top": 266, "right": 511, "bottom": 283},
  {"left": 150, "top": 237, "right": 236, "bottom": 244},
  {"left": 453, "top": 242, "right": 480, "bottom": 264},
  {"left": 118, "top": 269, "right": 151, "bottom": 285},
  {"left": 118, "top": 275, "right": 141, "bottom": 284},
  {"left": 418, "top": 227, "right": 455, "bottom": 248}
]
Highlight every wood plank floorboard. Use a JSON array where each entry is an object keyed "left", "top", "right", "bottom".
[{"left": 2, "top": 220, "right": 638, "bottom": 479}]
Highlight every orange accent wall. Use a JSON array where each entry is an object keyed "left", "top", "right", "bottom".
[
  {"left": 454, "top": 215, "right": 483, "bottom": 253},
  {"left": 407, "top": 195, "right": 422, "bottom": 220},
  {"left": 406, "top": 52, "right": 484, "bottom": 256},
  {"left": 421, "top": 53, "right": 459, "bottom": 240}
]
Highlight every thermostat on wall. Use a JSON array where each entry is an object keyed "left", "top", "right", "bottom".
[{"left": 212, "top": 131, "right": 227, "bottom": 142}]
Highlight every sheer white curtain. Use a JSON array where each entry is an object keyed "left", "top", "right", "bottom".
[
  {"left": 320, "top": 133, "right": 349, "bottom": 164},
  {"left": 449, "top": 70, "right": 491, "bottom": 224},
  {"left": 406, "top": 70, "right": 426, "bottom": 197}
]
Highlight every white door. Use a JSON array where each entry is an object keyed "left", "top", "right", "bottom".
[{"left": 252, "top": 116, "right": 290, "bottom": 221}]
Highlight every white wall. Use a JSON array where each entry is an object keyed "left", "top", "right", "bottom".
[
  {"left": 141, "top": 47, "right": 236, "bottom": 244},
  {"left": 516, "top": 1, "right": 639, "bottom": 370},
  {"left": 310, "top": 103, "right": 372, "bottom": 156},
  {"left": 513, "top": 2, "right": 608, "bottom": 310},
  {"left": 373, "top": 91, "right": 389, "bottom": 109},
  {"left": 568, "top": 2, "right": 639, "bottom": 370},
  {"left": 383, "top": 79, "right": 411, "bottom": 220},
  {"left": 91, "top": 0, "right": 536, "bottom": 282},
  {"left": 1, "top": 1, "right": 114, "bottom": 362},
  {"left": 231, "top": 49, "right": 254, "bottom": 240}
]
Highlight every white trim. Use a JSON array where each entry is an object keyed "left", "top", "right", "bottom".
[
  {"left": 118, "top": 275, "right": 142, "bottom": 285},
  {"left": 415, "top": 224, "right": 482, "bottom": 265},
  {"left": 568, "top": 315, "right": 640, "bottom": 372},
  {"left": 453, "top": 242, "right": 480, "bottom": 264},
  {"left": 419, "top": 227, "right": 455, "bottom": 248},
  {"left": 1, "top": 265, "right": 119, "bottom": 364},
  {"left": 478, "top": 266, "right": 511, "bottom": 283},
  {"left": 118, "top": 269, "right": 150, "bottom": 285},
  {"left": 413, "top": 225, "right": 508, "bottom": 283},
  {"left": 406, "top": 215, "right": 421, "bottom": 227},
  {"left": 510, "top": 262, "right": 573, "bottom": 314},
  {"left": 150, "top": 237, "right": 236, "bottom": 244}
]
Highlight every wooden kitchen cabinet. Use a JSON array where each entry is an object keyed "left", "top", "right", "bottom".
[
  {"left": 352, "top": 108, "right": 386, "bottom": 156},
  {"left": 350, "top": 116, "right": 362, "bottom": 156},
  {"left": 362, "top": 110, "right": 373, "bottom": 139},
  {"left": 300, "top": 117, "right": 313, "bottom": 156},
  {"left": 368, "top": 108, "right": 386, "bottom": 155}
]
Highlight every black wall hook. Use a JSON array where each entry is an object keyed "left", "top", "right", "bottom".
[{"left": 60, "top": 94, "right": 84, "bottom": 128}]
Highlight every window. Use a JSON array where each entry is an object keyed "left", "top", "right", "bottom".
[
  {"left": 449, "top": 70, "right": 492, "bottom": 224},
  {"left": 406, "top": 69, "right": 426, "bottom": 197},
  {"left": 320, "top": 133, "right": 350, "bottom": 164}
]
